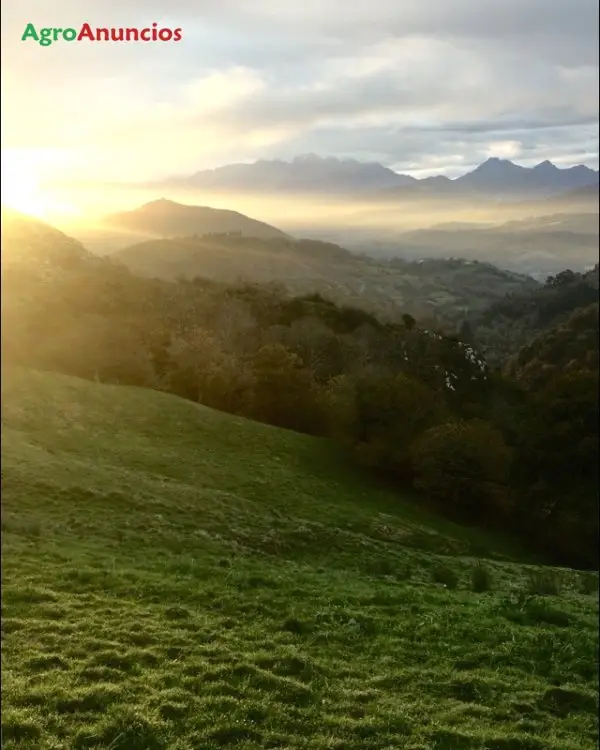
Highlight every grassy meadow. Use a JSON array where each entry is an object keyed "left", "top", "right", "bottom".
[{"left": 1, "top": 367, "right": 598, "bottom": 749}]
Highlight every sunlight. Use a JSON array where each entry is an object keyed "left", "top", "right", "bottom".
[
  {"left": 1, "top": 160, "right": 46, "bottom": 218},
  {"left": 0, "top": 149, "right": 80, "bottom": 220}
]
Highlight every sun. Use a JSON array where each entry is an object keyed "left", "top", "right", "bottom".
[
  {"left": 0, "top": 149, "right": 79, "bottom": 220},
  {"left": 1, "top": 167, "right": 47, "bottom": 218}
]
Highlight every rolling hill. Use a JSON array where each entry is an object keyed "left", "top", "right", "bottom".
[
  {"left": 545, "top": 183, "right": 600, "bottom": 209},
  {"left": 470, "top": 266, "right": 600, "bottom": 363},
  {"left": 2, "top": 365, "right": 598, "bottom": 749},
  {"left": 504, "top": 302, "right": 599, "bottom": 388},
  {"left": 104, "top": 198, "right": 288, "bottom": 240},
  {"left": 1, "top": 207, "right": 98, "bottom": 271},
  {"left": 346, "top": 214, "right": 598, "bottom": 279},
  {"left": 111, "top": 232, "right": 539, "bottom": 323}
]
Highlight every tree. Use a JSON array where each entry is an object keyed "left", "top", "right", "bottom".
[
  {"left": 458, "top": 319, "right": 474, "bottom": 344},
  {"left": 511, "top": 370, "right": 598, "bottom": 566},
  {"left": 412, "top": 419, "right": 512, "bottom": 522},
  {"left": 402, "top": 313, "right": 416, "bottom": 331},
  {"left": 351, "top": 373, "right": 445, "bottom": 477},
  {"left": 247, "top": 344, "right": 324, "bottom": 434}
]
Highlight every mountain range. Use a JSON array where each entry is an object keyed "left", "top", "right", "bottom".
[{"left": 159, "top": 155, "right": 599, "bottom": 199}]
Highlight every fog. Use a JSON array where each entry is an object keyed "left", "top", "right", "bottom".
[{"left": 52, "top": 182, "right": 594, "bottom": 231}]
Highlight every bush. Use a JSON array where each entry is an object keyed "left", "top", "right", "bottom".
[
  {"left": 527, "top": 570, "right": 562, "bottom": 596},
  {"left": 579, "top": 573, "right": 599, "bottom": 595},
  {"left": 471, "top": 564, "right": 493, "bottom": 592},
  {"left": 246, "top": 344, "right": 325, "bottom": 434},
  {"left": 432, "top": 565, "right": 459, "bottom": 589},
  {"left": 500, "top": 594, "right": 571, "bottom": 627},
  {"left": 1, "top": 515, "right": 42, "bottom": 538},
  {"left": 412, "top": 419, "right": 512, "bottom": 522},
  {"left": 351, "top": 373, "right": 444, "bottom": 477}
]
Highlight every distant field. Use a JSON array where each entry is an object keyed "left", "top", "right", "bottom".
[{"left": 1, "top": 367, "right": 598, "bottom": 750}]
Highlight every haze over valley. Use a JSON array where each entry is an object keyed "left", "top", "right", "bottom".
[{"left": 38, "top": 154, "right": 597, "bottom": 280}]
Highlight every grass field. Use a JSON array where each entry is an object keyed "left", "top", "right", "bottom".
[{"left": 1, "top": 367, "right": 598, "bottom": 750}]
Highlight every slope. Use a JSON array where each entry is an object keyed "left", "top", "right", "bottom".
[
  {"left": 104, "top": 199, "right": 287, "bottom": 240},
  {"left": 1, "top": 207, "right": 98, "bottom": 271},
  {"left": 112, "top": 233, "right": 538, "bottom": 323},
  {"left": 470, "top": 266, "right": 599, "bottom": 362},
  {"left": 505, "top": 302, "right": 599, "bottom": 388},
  {"left": 2, "top": 367, "right": 598, "bottom": 750},
  {"left": 387, "top": 222, "right": 598, "bottom": 279}
]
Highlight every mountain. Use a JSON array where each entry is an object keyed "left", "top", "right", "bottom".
[
  {"left": 453, "top": 158, "right": 599, "bottom": 197},
  {"left": 165, "top": 154, "right": 416, "bottom": 194},
  {"left": 104, "top": 199, "right": 288, "bottom": 240},
  {"left": 159, "top": 155, "right": 598, "bottom": 199}
]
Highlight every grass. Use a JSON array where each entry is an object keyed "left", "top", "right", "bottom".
[{"left": 1, "top": 366, "right": 598, "bottom": 750}]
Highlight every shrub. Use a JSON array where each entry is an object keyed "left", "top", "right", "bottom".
[
  {"left": 351, "top": 373, "right": 445, "bottom": 477},
  {"left": 579, "top": 572, "right": 599, "bottom": 595},
  {"left": 527, "top": 570, "right": 562, "bottom": 596},
  {"left": 432, "top": 565, "right": 459, "bottom": 589},
  {"left": 471, "top": 564, "right": 493, "bottom": 592},
  {"left": 412, "top": 419, "right": 512, "bottom": 522},
  {"left": 500, "top": 594, "right": 571, "bottom": 627}
]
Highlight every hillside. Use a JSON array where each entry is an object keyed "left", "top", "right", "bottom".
[
  {"left": 505, "top": 302, "right": 599, "bottom": 388},
  {"left": 496, "top": 213, "right": 599, "bottom": 235},
  {"left": 361, "top": 221, "right": 598, "bottom": 280},
  {"left": 104, "top": 199, "right": 288, "bottom": 240},
  {"left": 543, "top": 183, "right": 600, "bottom": 210},
  {"left": 2, "top": 366, "right": 598, "bottom": 749},
  {"left": 470, "top": 266, "right": 599, "bottom": 363},
  {"left": 0, "top": 207, "right": 98, "bottom": 271},
  {"left": 112, "top": 233, "right": 539, "bottom": 323}
]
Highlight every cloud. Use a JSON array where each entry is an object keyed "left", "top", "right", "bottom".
[{"left": 1, "top": 0, "right": 598, "bottom": 181}]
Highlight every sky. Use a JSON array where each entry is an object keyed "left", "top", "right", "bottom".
[{"left": 1, "top": 0, "right": 599, "bottom": 188}]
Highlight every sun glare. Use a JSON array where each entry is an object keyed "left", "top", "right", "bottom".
[
  {"left": 1, "top": 150, "right": 79, "bottom": 220},
  {"left": 1, "top": 168, "right": 47, "bottom": 218}
]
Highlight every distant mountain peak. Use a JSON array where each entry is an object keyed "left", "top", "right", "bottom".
[
  {"left": 163, "top": 154, "right": 598, "bottom": 198},
  {"left": 533, "top": 160, "right": 558, "bottom": 172},
  {"left": 141, "top": 198, "right": 178, "bottom": 209},
  {"left": 472, "top": 157, "right": 523, "bottom": 172}
]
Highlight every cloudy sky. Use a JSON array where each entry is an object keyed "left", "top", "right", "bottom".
[{"left": 1, "top": 0, "right": 598, "bottom": 184}]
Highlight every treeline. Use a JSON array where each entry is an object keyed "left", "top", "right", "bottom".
[
  {"left": 2, "top": 249, "right": 598, "bottom": 569},
  {"left": 469, "top": 266, "right": 599, "bottom": 363}
]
